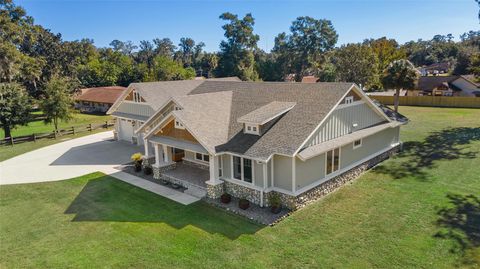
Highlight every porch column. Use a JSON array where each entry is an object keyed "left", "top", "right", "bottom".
[
  {"left": 208, "top": 155, "right": 221, "bottom": 184},
  {"left": 154, "top": 144, "right": 162, "bottom": 166},
  {"left": 163, "top": 144, "right": 171, "bottom": 163},
  {"left": 143, "top": 139, "right": 149, "bottom": 157}
]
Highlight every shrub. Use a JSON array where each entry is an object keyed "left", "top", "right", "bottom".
[
  {"left": 269, "top": 192, "right": 282, "bottom": 214},
  {"left": 131, "top": 153, "right": 143, "bottom": 172},
  {"left": 131, "top": 153, "right": 143, "bottom": 163}
]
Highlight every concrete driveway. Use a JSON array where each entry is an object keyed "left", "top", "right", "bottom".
[{"left": 0, "top": 131, "right": 143, "bottom": 185}]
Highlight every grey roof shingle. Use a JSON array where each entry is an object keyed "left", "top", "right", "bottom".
[
  {"left": 185, "top": 81, "right": 355, "bottom": 160},
  {"left": 237, "top": 101, "right": 296, "bottom": 125}
]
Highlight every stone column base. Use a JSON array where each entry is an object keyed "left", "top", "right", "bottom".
[
  {"left": 206, "top": 181, "right": 224, "bottom": 199},
  {"left": 152, "top": 162, "right": 177, "bottom": 180}
]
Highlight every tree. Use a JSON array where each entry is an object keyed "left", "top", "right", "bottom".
[
  {"left": 331, "top": 43, "right": 381, "bottom": 90},
  {"left": 153, "top": 38, "right": 176, "bottom": 58},
  {"left": 364, "top": 37, "right": 406, "bottom": 72},
  {"left": 216, "top": 12, "right": 259, "bottom": 80},
  {"left": 109, "top": 40, "right": 137, "bottom": 55},
  {"left": 273, "top": 16, "right": 337, "bottom": 81},
  {"left": 40, "top": 77, "right": 75, "bottom": 132},
  {"left": 0, "top": 82, "right": 31, "bottom": 138},
  {"left": 151, "top": 56, "right": 195, "bottom": 81},
  {"left": 382, "top": 60, "right": 419, "bottom": 112},
  {"left": 178, "top": 37, "right": 195, "bottom": 67}
]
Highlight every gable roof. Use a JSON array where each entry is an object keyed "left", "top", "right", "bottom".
[
  {"left": 417, "top": 75, "right": 480, "bottom": 92},
  {"left": 75, "top": 86, "right": 127, "bottom": 104},
  {"left": 184, "top": 81, "right": 355, "bottom": 160}
]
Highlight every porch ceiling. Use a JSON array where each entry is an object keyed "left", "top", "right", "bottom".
[{"left": 150, "top": 135, "right": 208, "bottom": 154}]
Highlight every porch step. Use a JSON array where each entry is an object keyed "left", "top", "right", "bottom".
[{"left": 184, "top": 185, "right": 207, "bottom": 199}]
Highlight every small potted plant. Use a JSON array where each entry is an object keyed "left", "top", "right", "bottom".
[
  {"left": 143, "top": 166, "right": 152, "bottom": 175},
  {"left": 221, "top": 193, "right": 231, "bottom": 204},
  {"left": 269, "top": 192, "right": 282, "bottom": 214},
  {"left": 238, "top": 198, "right": 250, "bottom": 210},
  {"left": 131, "top": 153, "right": 143, "bottom": 172}
]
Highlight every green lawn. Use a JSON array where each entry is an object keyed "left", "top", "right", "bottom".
[
  {"left": 1, "top": 112, "right": 111, "bottom": 138},
  {"left": 1, "top": 106, "right": 479, "bottom": 268},
  {"left": 0, "top": 128, "right": 113, "bottom": 162},
  {"left": 0, "top": 112, "right": 112, "bottom": 162}
]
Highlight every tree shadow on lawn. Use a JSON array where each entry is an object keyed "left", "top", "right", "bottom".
[
  {"left": 435, "top": 193, "right": 480, "bottom": 265},
  {"left": 64, "top": 175, "right": 263, "bottom": 240},
  {"left": 373, "top": 127, "right": 480, "bottom": 181}
]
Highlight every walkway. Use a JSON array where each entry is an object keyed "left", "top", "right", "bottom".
[{"left": 0, "top": 131, "right": 200, "bottom": 205}]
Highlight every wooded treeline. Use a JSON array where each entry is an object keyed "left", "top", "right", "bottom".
[{"left": 2, "top": 0, "right": 479, "bottom": 96}]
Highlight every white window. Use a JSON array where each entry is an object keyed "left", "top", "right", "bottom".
[
  {"left": 244, "top": 124, "right": 260, "bottom": 135},
  {"left": 232, "top": 156, "right": 254, "bottom": 183},
  {"left": 345, "top": 96, "right": 354, "bottom": 104},
  {"left": 174, "top": 119, "right": 185, "bottom": 129},
  {"left": 132, "top": 90, "right": 142, "bottom": 103},
  {"left": 195, "top": 152, "right": 209, "bottom": 162},
  {"left": 326, "top": 147, "right": 340, "bottom": 175},
  {"left": 353, "top": 139, "right": 362, "bottom": 149}
]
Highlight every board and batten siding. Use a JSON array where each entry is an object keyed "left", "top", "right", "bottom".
[
  {"left": 116, "top": 102, "right": 155, "bottom": 117},
  {"left": 340, "top": 126, "right": 400, "bottom": 169},
  {"left": 306, "top": 102, "right": 386, "bottom": 147},
  {"left": 295, "top": 126, "right": 400, "bottom": 191}
]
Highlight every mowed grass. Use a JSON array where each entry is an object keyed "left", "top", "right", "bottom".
[
  {"left": 0, "top": 106, "right": 479, "bottom": 268},
  {"left": 1, "top": 112, "right": 111, "bottom": 138}
]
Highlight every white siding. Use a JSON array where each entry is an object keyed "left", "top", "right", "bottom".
[{"left": 307, "top": 102, "right": 386, "bottom": 147}]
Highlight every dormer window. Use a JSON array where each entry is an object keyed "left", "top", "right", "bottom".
[
  {"left": 345, "top": 96, "right": 354, "bottom": 104},
  {"left": 244, "top": 124, "right": 259, "bottom": 135},
  {"left": 132, "top": 90, "right": 143, "bottom": 103},
  {"left": 174, "top": 119, "right": 185, "bottom": 129}
]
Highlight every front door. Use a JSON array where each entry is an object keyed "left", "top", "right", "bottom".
[{"left": 172, "top": 148, "right": 185, "bottom": 162}]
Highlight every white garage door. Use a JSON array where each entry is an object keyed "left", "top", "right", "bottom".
[{"left": 119, "top": 119, "right": 134, "bottom": 142}]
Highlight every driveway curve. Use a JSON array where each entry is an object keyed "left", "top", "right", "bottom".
[{"left": 0, "top": 131, "right": 143, "bottom": 185}]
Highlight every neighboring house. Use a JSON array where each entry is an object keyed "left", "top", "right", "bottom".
[
  {"left": 418, "top": 62, "right": 451, "bottom": 76},
  {"left": 417, "top": 75, "right": 480, "bottom": 97},
  {"left": 108, "top": 79, "right": 407, "bottom": 209},
  {"left": 284, "top": 74, "right": 319, "bottom": 83},
  {"left": 75, "top": 86, "right": 127, "bottom": 113},
  {"left": 367, "top": 90, "right": 408, "bottom": 97}
]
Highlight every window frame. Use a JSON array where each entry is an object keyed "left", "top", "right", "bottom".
[
  {"left": 174, "top": 119, "right": 185, "bottom": 129},
  {"left": 345, "top": 96, "right": 354, "bottom": 104},
  {"left": 325, "top": 147, "right": 341, "bottom": 176},
  {"left": 195, "top": 152, "right": 209, "bottom": 163},
  {"left": 353, "top": 139, "right": 362, "bottom": 149},
  {"left": 244, "top": 124, "right": 260, "bottom": 135},
  {"left": 231, "top": 155, "right": 254, "bottom": 184}
]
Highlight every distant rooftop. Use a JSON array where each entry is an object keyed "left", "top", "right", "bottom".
[{"left": 75, "top": 86, "right": 127, "bottom": 104}]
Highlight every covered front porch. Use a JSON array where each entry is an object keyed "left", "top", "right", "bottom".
[{"left": 143, "top": 135, "right": 222, "bottom": 195}]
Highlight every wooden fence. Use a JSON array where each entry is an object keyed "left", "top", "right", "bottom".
[
  {"left": 370, "top": 96, "right": 480, "bottom": 108},
  {"left": 1, "top": 120, "right": 115, "bottom": 146}
]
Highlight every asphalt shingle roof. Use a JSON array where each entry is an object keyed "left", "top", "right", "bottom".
[
  {"left": 237, "top": 101, "right": 296, "bottom": 125},
  {"left": 186, "top": 81, "right": 355, "bottom": 160}
]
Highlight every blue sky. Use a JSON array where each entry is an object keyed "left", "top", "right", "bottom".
[{"left": 16, "top": 0, "right": 479, "bottom": 52}]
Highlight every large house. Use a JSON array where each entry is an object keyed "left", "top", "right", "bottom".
[
  {"left": 107, "top": 79, "right": 407, "bottom": 209},
  {"left": 75, "top": 86, "right": 127, "bottom": 113},
  {"left": 417, "top": 75, "right": 479, "bottom": 97}
]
